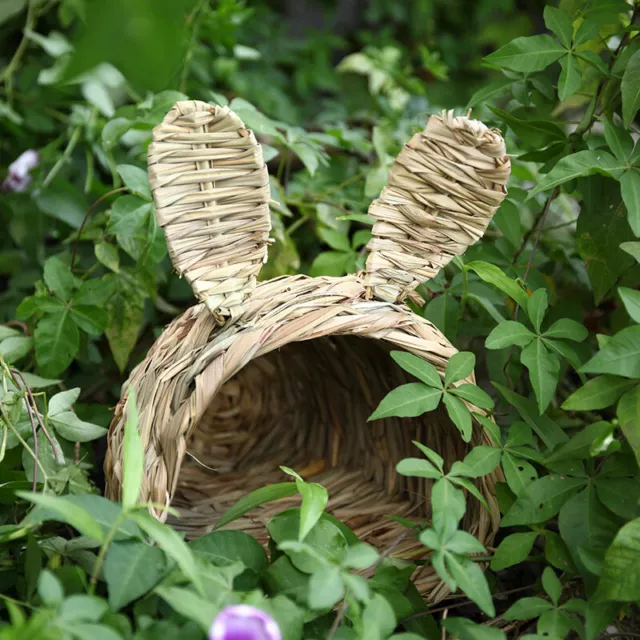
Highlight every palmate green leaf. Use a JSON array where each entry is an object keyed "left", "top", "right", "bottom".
[
  {"left": 491, "top": 531, "right": 538, "bottom": 571},
  {"left": 484, "top": 34, "right": 566, "bottom": 73},
  {"left": 472, "top": 413, "right": 501, "bottom": 446},
  {"left": 445, "top": 553, "right": 495, "bottom": 617},
  {"left": 43, "top": 255, "right": 75, "bottom": 302},
  {"left": 34, "top": 310, "right": 80, "bottom": 377},
  {"left": 369, "top": 383, "right": 442, "bottom": 420},
  {"left": 445, "top": 352, "right": 475, "bottom": 385},
  {"left": 619, "top": 287, "right": 640, "bottom": 322},
  {"left": 574, "top": 19, "right": 600, "bottom": 46},
  {"left": 581, "top": 326, "right": 640, "bottom": 378},
  {"left": 504, "top": 597, "right": 553, "bottom": 620},
  {"left": 486, "top": 107, "right": 566, "bottom": 148},
  {"left": 412, "top": 440, "right": 444, "bottom": 471},
  {"left": 577, "top": 50, "right": 609, "bottom": 76},
  {"left": 467, "top": 261, "right": 529, "bottom": 308},
  {"left": 521, "top": 339, "right": 560, "bottom": 415},
  {"left": 562, "top": 375, "right": 636, "bottom": 411},
  {"left": 620, "top": 169, "right": 640, "bottom": 236},
  {"left": 215, "top": 483, "right": 298, "bottom": 530},
  {"left": 432, "top": 478, "right": 466, "bottom": 531},
  {"left": 595, "top": 518, "right": 640, "bottom": 602},
  {"left": 543, "top": 5, "right": 573, "bottom": 49},
  {"left": 449, "top": 476, "right": 490, "bottom": 512},
  {"left": 501, "top": 475, "right": 585, "bottom": 527},
  {"left": 622, "top": 49, "right": 640, "bottom": 127},
  {"left": 122, "top": 390, "right": 143, "bottom": 511},
  {"left": 543, "top": 318, "right": 588, "bottom": 342},
  {"left": 486, "top": 321, "right": 535, "bottom": 349},
  {"left": 493, "top": 383, "right": 568, "bottom": 449},
  {"left": 526, "top": 289, "right": 548, "bottom": 333},
  {"left": 445, "top": 530, "right": 486, "bottom": 555},
  {"left": 342, "top": 542, "right": 379, "bottom": 570},
  {"left": 396, "top": 458, "right": 442, "bottom": 480},
  {"left": 297, "top": 481, "right": 328, "bottom": 542},
  {"left": 390, "top": 351, "right": 442, "bottom": 388},
  {"left": 69, "top": 306, "right": 108, "bottom": 336},
  {"left": 450, "top": 446, "right": 501, "bottom": 478},
  {"left": 603, "top": 119, "right": 634, "bottom": 163},
  {"left": 443, "top": 617, "right": 506, "bottom": 640},
  {"left": 443, "top": 392, "right": 472, "bottom": 442},
  {"left": 449, "top": 383, "right": 494, "bottom": 410},
  {"left": 558, "top": 54, "right": 582, "bottom": 101},
  {"left": 104, "top": 539, "right": 170, "bottom": 610},
  {"left": 502, "top": 451, "right": 538, "bottom": 496}
]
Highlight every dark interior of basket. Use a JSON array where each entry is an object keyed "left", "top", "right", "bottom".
[{"left": 170, "top": 336, "right": 482, "bottom": 573}]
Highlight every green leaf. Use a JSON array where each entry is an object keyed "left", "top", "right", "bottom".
[
  {"left": 317, "top": 226, "right": 351, "bottom": 252},
  {"left": 622, "top": 49, "right": 640, "bottom": 127},
  {"left": 493, "top": 199, "right": 521, "bottom": 247},
  {"left": 546, "top": 422, "right": 617, "bottom": 463},
  {"left": 342, "top": 543, "right": 379, "bottom": 570},
  {"left": 621, "top": 241, "right": 640, "bottom": 262},
  {"left": 543, "top": 5, "right": 573, "bottom": 48},
  {"left": 603, "top": 119, "right": 634, "bottom": 163},
  {"left": 486, "top": 321, "right": 536, "bottom": 349},
  {"left": 581, "top": 326, "right": 640, "bottom": 378},
  {"left": 449, "top": 476, "right": 491, "bottom": 512},
  {"left": 491, "top": 532, "right": 538, "bottom": 571},
  {"left": 122, "top": 390, "right": 143, "bottom": 510},
  {"left": 521, "top": 339, "right": 560, "bottom": 414},
  {"left": 542, "top": 567, "right": 563, "bottom": 605},
  {"left": 449, "top": 384, "right": 494, "bottom": 410},
  {"left": 501, "top": 475, "right": 585, "bottom": 526},
  {"left": 38, "top": 569, "right": 64, "bottom": 606},
  {"left": 43, "top": 256, "right": 75, "bottom": 302},
  {"left": 443, "top": 392, "right": 472, "bottom": 442},
  {"left": 369, "top": 383, "right": 442, "bottom": 420},
  {"left": 308, "top": 567, "right": 344, "bottom": 609},
  {"left": 155, "top": 586, "right": 218, "bottom": 634},
  {"left": 34, "top": 311, "right": 79, "bottom": 377},
  {"left": 527, "top": 151, "right": 622, "bottom": 199},
  {"left": 543, "top": 318, "right": 588, "bottom": 342},
  {"left": 0, "top": 336, "right": 33, "bottom": 363},
  {"left": 95, "top": 242, "right": 120, "bottom": 272},
  {"left": 59, "top": 595, "right": 109, "bottom": 623},
  {"left": 484, "top": 34, "right": 566, "bottom": 72},
  {"left": 309, "top": 251, "right": 352, "bottom": 277},
  {"left": 618, "top": 386, "right": 640, "bottom": 463},
  {"left": 558, "top": 54, "right": 582, "bottom": 101},
  {"left": 545, "top": 531, "right": 578, "bottom": 574},
  {"left": 50, "top": 412, "right": 107, "bottom": 443},
  {"left": 574, "top": 19, "right": 600, "bottom": 46},
  {"left": 215, "top": 483, "right": 298, "bottom": 530},
  {"left": 104, "top": 540, "right": 170, "bottom": 610},
  {"left": 445, "top": 553, "right": 495, "bottom": 616},
  {"left": 526, "top": 289, "right": 548, "bottom": 333},
  {"left": 466, "top": 79, "right": 514, "bottom": 109},
  {"left": 424, "top": 292, "right": 460, "bottom": 343},
  {"left": 362, "top": 593, "right": 397, "bottom": 640},
  {"left": 577, "top": 177, "right": 635, "bottom": 304},
  {"left": 595, "top": 518, "right": 640, "bottom": 602},
  {"left": 467, "top": 262, "right": 529, "bottom": 308},
  {"left": 562, "top": 375, "right": 635, "bottom": 410},
  {"left": 487, "top": 107, "right": 566, "bottom": 148},
  {"left": 445, "top": 530, "right": 486, "bottom": 555},
  {"left": 493, "top": 383, "right": 568, "bottom": 449},
  {"left": 17, "top": 492, "right": 104, "bottom": 542},
  {"left": 128, "top": 510, "right": 204, "bottom": 597},
  {"left": 391, "top": 351, "right": 442, "bottom": 388},
  {"left": 620, "top": 169, "right": 640, "bottom": 236},
  {"left": 412, "top": 440, "right": 445, "bottom": 471},
  {"left": 432, "top": 478, "right": 466, "bottom": 531},
  {"left": 450, "top": 446, "right": 501, "bottom": 478},
  {"left": 229, "top": 97, "right": 280, "bottom": 137},
  {"left": 69, "top": 306, "right": 108, "bottom": 336},
  {"left": 396, "top": 458, "right": 443, "bottom": 480},
  {"left": 502, "top": 452, "right": 538, "bottom": 496},
  {"left": 471, "top": 413, "right": 502, "bottom": 446},
  {"left": 116, "top": 164, "right": 151, "bottom": 200},
  {"left": 446, "top": 352, "right": 475, "bottom": 386},
  {"left": 297, "top": 481, "right": 328, "bottom": 542},
  {"left": 504, "top": 597, "right": 553, "bottom": 620},
  {"left": 619, "top": 287, "right": 640, "bottom": 323},
  {"left": 595, "top": 476, "right": 640, "bottom": 520},
  {"left": 443, "top": 618, "right": 505, "bottom": 640}
]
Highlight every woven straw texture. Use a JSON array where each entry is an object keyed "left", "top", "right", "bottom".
[
  {"left": 105, "top": 102, "right": 510, "bottom": 601},
  {"left": 365, "top": 111, "right": 510, "bottom": 302},
  {"left": 148, "top": 100, "right": 271, "bottom": 319}
]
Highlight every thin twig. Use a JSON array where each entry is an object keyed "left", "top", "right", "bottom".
[
  {"left": 1, "top": 0, "right": 38, "bottom": 100},
  {"left": 70, "top": 187, "right": 127, "bottom": 270}
]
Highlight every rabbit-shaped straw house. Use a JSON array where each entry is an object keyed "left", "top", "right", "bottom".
[{"left": 104, "top": 100, "right": 510, "bottom": 601}]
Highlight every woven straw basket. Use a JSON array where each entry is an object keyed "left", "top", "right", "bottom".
[{"left": 104, "top": 101, "right": 510, "bottom": 601}]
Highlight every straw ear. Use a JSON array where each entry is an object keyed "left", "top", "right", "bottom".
[
  {"left": 364, "top": 110, "right": 511, "bottom": 303},
  {"left": 148, "top": 100, "right": 271, "bottom": 321}
]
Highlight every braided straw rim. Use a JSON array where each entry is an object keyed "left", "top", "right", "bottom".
[
  {"left": 364, "top": 110, "right": 510, "bottom": 303},
  {"left": 148, "top": 100, "right": 271, "bottom": 320}
]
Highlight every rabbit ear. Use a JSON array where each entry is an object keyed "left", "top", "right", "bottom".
[
  {"left": 364, "top": 110, "right": 511, "bottom": 303},
  {"left": 148, "top": 100, "right": 271, "bottom": 321}
]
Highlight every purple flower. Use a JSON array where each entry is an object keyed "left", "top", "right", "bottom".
[
  {"left": 2, "top": 149, "right": 40, "bottom": 192},
  {"left": 209, "top": 605, "right": 281, "bottom": 640}
]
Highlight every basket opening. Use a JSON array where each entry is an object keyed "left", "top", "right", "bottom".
[{"left": 170, "top": 335, "right": 477, "bottom": 564}]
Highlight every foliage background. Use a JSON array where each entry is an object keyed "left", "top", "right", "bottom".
[{"left": 1, "top": 0, "right": 640, "bottom": 639}]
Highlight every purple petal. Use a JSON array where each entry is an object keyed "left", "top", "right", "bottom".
[
  {"left": 209, "top": 605, "right": 281, "bottom": 640},
  {"left": 9, "top": 149, "right": 40, "bottom": 177}
]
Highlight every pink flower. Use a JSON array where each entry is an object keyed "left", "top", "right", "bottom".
[
  {"left": 2, "top": 149, "right": 40, "bottom": 192},
  {"left": 209, "top": 605, "right": 282, "bottom": 640}
]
